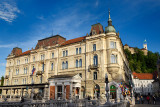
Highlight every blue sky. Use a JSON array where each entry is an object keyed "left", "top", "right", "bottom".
[{"left": 0, "top": 0, "right": 160, "bottom": 77}]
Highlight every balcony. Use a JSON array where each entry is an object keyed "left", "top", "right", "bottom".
[
  {"left": 36, "top": 71, "right": 44, "bottom": 75},
  {"left": 5, "top": 75, "right": 9, "bottom": 79},
  {"left": 89, "top": 64, "right": 99, "bottom": 70},
  {"left": 107, "top": 63, "right": 120, "bottom": 80}
]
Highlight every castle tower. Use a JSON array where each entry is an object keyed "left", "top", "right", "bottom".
[{"left": 143, "top": 39, "right": 147, "bottom": 50}]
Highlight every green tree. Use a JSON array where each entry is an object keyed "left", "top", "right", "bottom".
[
  {"left": 0, "top": 76, "right": 4, "bottom": 94},
  {"left": 1, "top": 76, "right": 4, "bottom": 86},
  {"left": 124, "top": 49, "right": 160, "bottom": 73}
]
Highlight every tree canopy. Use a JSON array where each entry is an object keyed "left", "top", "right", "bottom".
[{"left": 124, "top": 48, "right": 160, "bottom": 73}]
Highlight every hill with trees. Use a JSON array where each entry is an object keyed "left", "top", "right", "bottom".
[{"left": 124, "top": 48, "right": 160, "bottom": 73}]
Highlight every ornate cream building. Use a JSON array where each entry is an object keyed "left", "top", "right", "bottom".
[{"left": 0, "top": 11, "right": 133, "bottom": 101}]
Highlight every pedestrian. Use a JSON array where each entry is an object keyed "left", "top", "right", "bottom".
[
  {"left": 153, "top": 96, "right": 156, "bottom": 104},
  {"left": 87, "top": 95, "right": 90, "bottom": 100},
  {"left": 140, "top": 96, "right": 144, "bottom": 104},
  {"left": 146, "top": 95, "right": 150, "bottom": 104},
  {"left": 137, "top": 96, "right": 140, "bottom": 104}
]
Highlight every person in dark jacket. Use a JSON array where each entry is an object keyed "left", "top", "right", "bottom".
[{"left": 153, "top": 96, "right": 156, "bottom": 104}]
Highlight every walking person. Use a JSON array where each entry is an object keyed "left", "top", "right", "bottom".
[
  {"left": 140, "top": 96, "right": 144, "bottom": 104},
  {"left": 146, "top": 95, "right": 150, "bottom": 104},
  {"left": 153, "top": 96, "right": 156, "bottom": 104},
  {"left": 137, "top": 96, "right": 140, "bottom": 104}
]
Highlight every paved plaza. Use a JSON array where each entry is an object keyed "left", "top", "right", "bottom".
[{"left": 134, "top": 104, "right": 160, "bottom": 107}]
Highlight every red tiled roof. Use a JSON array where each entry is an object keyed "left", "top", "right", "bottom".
[
  {"left": 61, "top": 36, "right": 86, "bottom": 46},
  {"left": 132, "top": 72, "right": 153, "bottom": 80},
  {"left": 16, "top": 50, "right": 31, "bottom": 57}
]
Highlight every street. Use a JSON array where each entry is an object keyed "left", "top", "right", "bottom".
[
  {"left": 133, "top": 97, "right": 160, "bottom": 107},
  {"left": 133, "top": 104, "right": 160, "bottom": 107}
]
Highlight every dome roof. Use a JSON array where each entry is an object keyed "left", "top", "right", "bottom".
[
  {"left": 105, "top": 25, "right": 116, "bottom": 33},
  {"left": 105, "top": 10, "right": 116, "bottom": 33}
]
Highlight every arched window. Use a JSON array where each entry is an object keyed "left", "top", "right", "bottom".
[
  {"left": 62, "top": 62, "right": 65, "bottom": 69},
  {"left": 79, "top": 59, "right": 82, "bottom": 67},
  {"left": 111, "top": 54, "right": 117, "bottom": 63},
  {"left": 76, "top": 60, "right": 78, "bottom": 68},
  {"left": 93, "top": 55, "right": 98, "bottom": 66},
  {"left": 66, "top": 61, "right": 68, "bottom": 69},
  {"left": 51, "top": 63, "right": 54, "bottom": 70}
]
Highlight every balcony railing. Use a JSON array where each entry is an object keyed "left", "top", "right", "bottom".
[
  {"left": 5, "top": 75, "right": 9, "bottom": 79},
  {"left": 36, "top": 71, "right": 44, "bottom": 75},
  {"left": 89, "top": 64, "right": 99, "bottom": 70}
]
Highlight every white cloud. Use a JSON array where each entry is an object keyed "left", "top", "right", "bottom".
[
  {"left": 0, "top": 1, "right": 20, "bottom": 22},
  {"left": 0, "top": 43, "right": 16, "bottom": 48}
]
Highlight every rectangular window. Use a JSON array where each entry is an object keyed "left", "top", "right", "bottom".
[
  {"left": 51, "top": 63, "right": 53, "bottom": 70},
  {"left": 23, "top": 79, "right": 24, "bottom": 84},
  {"left": 26, "top": 67, "right": 27, "bottom": 74},
  {"left": 94, "top": 72, "right": 97, "bottom": 80},
  {"left": 76, "top": 48, "right": 78, "bottom": 55},
  {"left": 66, "top": 50, "right": 68, "bottom": 56},
  {"left": 41, "top": 54, "right": 45, "bottom": 60},
  {"left": 57, "top": 86, "right": 62, "bottom": 99},
  {"left": 79, "top": 47, "right": 81, "bottom": 54},
  {"left": 24, "top": 68, "right": 25, "bottom": 74},
  {"left": 110, "top": 41, "right": 116, "bottom": 49},
  {"left": 63, "top": 51, "right": 65, "bottom": 57},
  {"left": 93, "top": 44, "right": 96, "bottom": 51},
  {"left": 76, "top": 60, "right": 78, "bottom": 68},
  {"left": 79, "top": 59, "right": 82, "bottom": 67},
  {"left": 41, "top": 55, "right": 43, "bottom": 60},
  {"left": 33, "top": 56, "right": 35, "bottom": 62},
  {"left": 25, "top": 78, "right": 26, "bottom": 84},
  {"left": 52, "top": 53, "right": 54, "bottom": 58},
  {"left": 42, "top": 64, "right": 44, "bottom": 72},
  {"left": 111, "top": 55, "right": 117, "bottom": 63}
]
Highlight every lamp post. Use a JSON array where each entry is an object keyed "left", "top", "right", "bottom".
[
  {"left": 104, "top": 74, "right": 112, "bottom": 105},
  {"left": 95, "top": 85, "right": 97, "bottom": 99}
]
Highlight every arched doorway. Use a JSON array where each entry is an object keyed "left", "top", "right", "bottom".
[
  {"left": 110, "top": 85, "right": 116, "bottom": 99},
  {"left": 94, "top": 84, "right": 100, "bottom": 99}
]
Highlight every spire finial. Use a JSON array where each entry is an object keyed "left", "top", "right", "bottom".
[
  {"left": 109, "top": 8, "right": 111, "bottom": 19},
  {"left": 108, "top": 8, "right": 112, "bottom": 26}
]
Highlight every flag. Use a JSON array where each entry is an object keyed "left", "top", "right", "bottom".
[{"left": 32, "top": 68, "right": 36, "bottom": 75}]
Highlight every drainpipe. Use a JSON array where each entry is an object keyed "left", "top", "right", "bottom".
[{"left": 84, "top": 39, "right": 87, "bottom": 98}]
